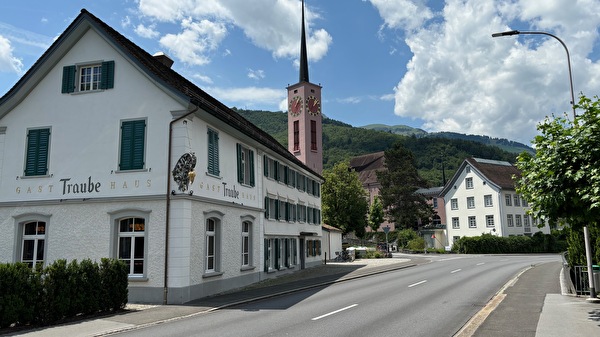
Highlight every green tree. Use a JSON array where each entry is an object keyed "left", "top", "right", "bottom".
[
  {"left": 515, "top": 95, "right": 600, "bottom": 266},
  {"left": 322, "top": 161, "right": 369, "bottom": 237},
  {"left": 368, "top": 195, "right": 385, "bottom": 232},
  {"left": 377, "top": 142, "right": 434, "bottom": 230}
]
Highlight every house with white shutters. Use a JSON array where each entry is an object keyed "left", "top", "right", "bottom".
[
  {"left": 0, "top": 8, "right": 323, "bottom": 304},
  {"left": 441, "top": 157, "right": 551, "bottom": 247}
]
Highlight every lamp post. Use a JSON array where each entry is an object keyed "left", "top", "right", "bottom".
[{"left": 491, "top": 30, "right": 576, "bottom": 119}]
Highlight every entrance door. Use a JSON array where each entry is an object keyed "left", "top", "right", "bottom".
[{"left": 299, "top": 238, "right": 305, "bottom": 269}]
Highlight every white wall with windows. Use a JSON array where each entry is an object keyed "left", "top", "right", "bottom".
[{"left": 0, "top": 13, "right": 322, "bottom": 305}]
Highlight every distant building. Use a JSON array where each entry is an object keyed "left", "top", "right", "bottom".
[
  {"left": 440, "top": 157, "right": 551, "bottom": 247},
  {"left": 349, "top": 151, "right": 396, "bottom": 232},
  {"left": 0, "top": 6, "right": 323, "bottom": 304},
  {"left": 416, "top": 187, "right": 447, "bottom": 249}
]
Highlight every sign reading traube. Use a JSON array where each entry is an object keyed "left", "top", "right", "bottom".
[{"left": 60, "top": 177, "right": 101, "bottom": 194}]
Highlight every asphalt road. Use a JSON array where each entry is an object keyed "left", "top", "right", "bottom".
[{"left": 116, "top": 254, "right": 560, "bottom": 337}]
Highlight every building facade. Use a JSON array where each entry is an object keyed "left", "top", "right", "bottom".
[
  {"left": 0, "top": 8, "right": 322, "bottom": 304},
  {"left": 441, "top": 157, "right": 551, "bottom": 247}
]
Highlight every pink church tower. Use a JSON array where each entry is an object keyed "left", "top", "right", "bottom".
[{"left": 287, "top": 0, "right": 323, "bottom": 174}]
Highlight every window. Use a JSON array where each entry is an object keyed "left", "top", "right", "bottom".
[
  {"left": 236, "top": 144, "right": 255, "bottom": 186},
  {"left": 467, "top": 197, "right": 475, "bottom": 209},
  {"left": 465, "top": 177, "right": 473, "bottom": 189},
  {"left": 514, "top": 194, "right": 521, "bottom": 207},
  {"left": 293, "top": 121, "right": 300, "bottom": 152},
  {"left": 62, "top": 61, "right": 114, "bottom": 93},
  {"left": 507, "top": 214, "right": 514, "bottom": 227},
  {"left": 310, "top": 120, "right": 317, "bottom": 151},
  {"left": 205, "top": 218, "right": 220, "bottom": 272},
  {"left": 119, "top": 119, "right": 146, "bottom": 171},
  {"left": 432, "top": 198, "right": 438, "bottom": 209},
  {"left": 207, "top": 128, "right": 220, "bottom": 176},
  {"left": 523, "top": 215, "right": 530, "bottom": 228},
  {"left": 515, "top": 214, "right": 522, "bottom": 227},
  {"left": 452, "top": 217, "right": 460, "bottom": 229},
  {"left": 486, "top": 215, "right": 494, "bottom": 227},
  {"left": 24, "top": 128, "right": 50, "bottom": 176},
  {"left": 432, "top": 215, "right": 441, "bottom": 226},
  {"left": 484, "top": 194, "right": 493, "bottom": 207},
  {"left": 468, "top": 216, "right": 477, "bottom": 228},
  {"left": 241, "top": 221, "right": 252, "bottom": 267},
  {"left": 522, "top": 198, "right": 528, "bottom": 207},
  {"left": 264, "top": 238, "right": 274, "bottom": 272},
  {"left": 451, "top": 198, "right": 458, "bottom": 210},
  {"left": 505, "top": 194, "right": 512, "bottom": 206},
  {"left": 466, "top": 166, "right": 471, "bottom": 173},
  {"left": 21, "top": 221, "right": 46, "bottom": 268},
  {"left": 118, "top": 217, "right": 145, "bottom": 276}
]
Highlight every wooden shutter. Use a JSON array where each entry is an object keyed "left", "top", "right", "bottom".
[
  {"left": 264, "top": 197, "right": 270, "bottom": 218},
  {"left": 263, "top": 155, "right": 268, "bottom": 177},
  {"left": 264, "top": 239, "right": 269, "bottom": 272},
  {"left": 25, "top": 128, "right": 50, "bottom": 176},
  {"left": 249, "top": 150, "right": 255, "bottom": 187},
  {"left": 61, "top": 65, "right": 76, "bottom": 93},
  {"left": 120, "top": 120, "right": 145, "bottom": 170},
  {"left": 207, "top": 130, "right": 219, "bottom": 175},
  {"left": 236, "top": 143, "right": 243, "bottom": 183},
  {"left": 100, "top": 61, "right": 115, "bottom": 89},
  {"left": 275, "top": 239, "right": 280, "bottom": 270}
]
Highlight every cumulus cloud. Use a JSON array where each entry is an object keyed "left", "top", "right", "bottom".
[
  {"left": 159, "top": 17, "right": 228, "bottom": 65},
  {"left": 371, "top": 0, "right": 600, "bottom": 144},
  {"left": 135, "top": 23, "right": 159, "bottom": 39},
  {"left": 137, "top": 0, "right": 331, "bottom": 66},
  {"left": 207, "top": 86, "right": 284, "bottom": 108},
  {"left": 0, "top": 35, "right": 24, "bottom": 74},
  {"left": 247, "top": 69, "right": 265, "bottom": 80}
]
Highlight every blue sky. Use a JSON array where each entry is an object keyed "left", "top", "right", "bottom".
[{"left": 1, "top": 0, "right": 600, "bottom": 145}]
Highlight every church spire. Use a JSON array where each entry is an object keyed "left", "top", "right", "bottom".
[{"left": 299, "top": 0, "right": 309, "bottom": 83}]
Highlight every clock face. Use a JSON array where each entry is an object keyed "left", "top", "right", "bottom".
[
  {"left": 306, "top": 95, "right": 321, "bottom": 116},
  {"left": 289, "top": 96, "right": 302, "bottom": 116}
]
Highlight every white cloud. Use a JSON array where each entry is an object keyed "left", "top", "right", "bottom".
[
  {"left": 338, "top": 96, "right": 362, "bottom": 104},
  {"left": 247, "top": 69, "right": 265, "bottom": 80},
  {"left": 192, "top": 73, "right": 213, "bottom": 84},
  {"left": 159, "top": 17, "right": 228, "bottom": 65},
  {"left": 135, "top": 23, "right": 159, "bottom": 39},
  {"left": 0, "top": 35, "right": 24, "bottom": 74},
  {"left": 369, "top": 0, "right": 434, "bottom": 31},
  {"left": 137, "top": 0, "right": 332, "bottom": 66},
  {"left": 372, "top": 0, "right": 600, "bottom": 144}
]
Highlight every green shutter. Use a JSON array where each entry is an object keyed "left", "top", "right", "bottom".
[
  {"left": 207, "top": 130, "right": 219, "bottom": 175},
  {"left": 62, "top": 65, "right": 76, "bottom": 93},
  {"left": 275, "top": 239, "right": 280, "bottom": 270},
  {"left": 264, "top": 197, "right": 270, "bottom": 218},
  {"left": 236, "top": 143, "right": 243, "bottom": 183},
  {"left": 100, "top": 61, "right": 115, "bottom": 89},
  {"left": 249, "top": 150, "right": 255, "bottom": 187},
  {"left": 25, "top": 128, "right": 50, "bottom": 176},
  {"left": 263, "top": 155, "right": 268, "bottom": 177},
  {"left": 264, "top": 239, "right": 269, "bottom": 272},
  {"left": 120, "top": 120, "right": 145, "bottom": 170}
]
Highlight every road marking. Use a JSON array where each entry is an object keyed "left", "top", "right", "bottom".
[
  {"left": 451, "top": 269, "right": 462, "bottom": 274},
  {"left": 312, "top": 304, "right": 358, "bottom": 321},
  {"left": 408, "top": 280, "right": 427, "bottom": 288},
  {"left": 476, "top": 262, "right": 485, "bottom": 266}
]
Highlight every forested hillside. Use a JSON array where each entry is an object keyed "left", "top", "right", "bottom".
[{"left": 233, "top": 108, "right": 522, "bottom": 186}]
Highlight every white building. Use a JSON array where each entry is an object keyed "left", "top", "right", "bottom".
[
  {"left": 441, "top": 157, "right": 551, "bottom": 247},
  {"left": 0, "top": 8, "right": 322, "bottom": 304}
]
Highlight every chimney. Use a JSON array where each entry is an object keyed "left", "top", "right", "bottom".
[{"left": 153, "top": 52, "right": 174, "bottom": 68}]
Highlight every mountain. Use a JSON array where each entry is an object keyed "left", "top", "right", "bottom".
[
  {"left": 232, "top": 108, "right": 527, "bottom": 186},
  {"left": 361, "top": 124, "right": 533, "bottom": 155}
]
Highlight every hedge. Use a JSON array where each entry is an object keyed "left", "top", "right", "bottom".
[
  {"left": 452, "top": 232, "right": 568, "bottom": 254},
  {"left": 0, "top": 258, "right": 128, "bottom": 329}
]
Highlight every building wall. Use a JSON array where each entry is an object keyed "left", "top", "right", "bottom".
[{"left": 0, "top": 24, "right": 322, "bottom": 304}]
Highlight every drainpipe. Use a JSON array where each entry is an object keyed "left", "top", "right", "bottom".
[{"left": 164, "top": 106, "right": 198, "bottom": 305}]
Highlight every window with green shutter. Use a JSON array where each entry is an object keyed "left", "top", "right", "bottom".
[
  {"left": 24, "top": 128, "right": 50, "bottom": 176},
  {"left": 62, "top": 60, "right": 114, "bottom": 93},
  {"left": 236, "top": 143, "right": 255, "bottom": 186},
  {"left": 119, "top": 119, "right": 146, "bottom": 171},
  {"left": 207, "top": 128, "right": 220, "bottom": 176}
]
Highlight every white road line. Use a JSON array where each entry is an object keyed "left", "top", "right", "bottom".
[
  {"left": 408, "top": 280, "right": 427, "bottom": 288},
  {"left": 476, "top": 262, "right": 485, "bottom": 266},
  {"left": 451, "top": 269, "right": 462, "bottom": 274},
  {"left": 312, "top": 304, "right": 358, "bottom": 321}
]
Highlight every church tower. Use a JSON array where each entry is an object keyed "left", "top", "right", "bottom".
[{"left": 287, "top": 0, "right": 323, "bottom": 174}]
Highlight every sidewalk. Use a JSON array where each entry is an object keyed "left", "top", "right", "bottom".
[{"left": 4, "top": 257, "right": 600, "bottom": 337}]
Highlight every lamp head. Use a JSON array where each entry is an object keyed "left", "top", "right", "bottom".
[{"left": 492, "top": 30, "right": 520, "bottom": 37}]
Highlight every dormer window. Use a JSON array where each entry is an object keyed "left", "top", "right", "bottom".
[{"left": 62, "top": 61, "right": 115, "bottom": 93}]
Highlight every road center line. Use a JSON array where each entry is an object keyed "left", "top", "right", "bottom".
[
  {"left": 408, "top": 280, "right": 427, "bottom": 288},
  {"left": 312, "top": 304, "right": 358, "bottom": 321},
  {"left": 451, "top": 269, "right": 462, "bottom": 274},
  {"left": 476, "top": 262, "right": 485, "bottom": 266}
]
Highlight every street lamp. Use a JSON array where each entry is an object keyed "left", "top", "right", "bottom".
[{"left": 492, "top": 30, "right": 576, "bottom": 119}]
